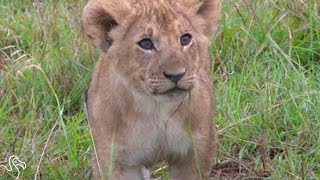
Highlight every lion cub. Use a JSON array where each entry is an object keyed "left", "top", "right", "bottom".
[{"left": 83, "top": 0, "right": 220, "bottom": 179}]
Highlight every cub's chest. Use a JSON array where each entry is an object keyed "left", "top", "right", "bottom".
[{"left": 121, "top": 108, "right": 191, "bottom": 165}]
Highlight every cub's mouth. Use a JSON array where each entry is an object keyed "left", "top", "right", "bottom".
[
  {"left": 153, "top": 86, "right": 190, "bottom": 96},
  {"left": 159, "top": 87, "right": 189, "bottom": 94}
]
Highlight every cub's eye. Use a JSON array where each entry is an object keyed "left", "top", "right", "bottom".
[
  {"left": 138, "top": 38, "right": 154, "bottom": 50},
  {"left": 180, "top": 33, "right": 192, "bottom": 46}
]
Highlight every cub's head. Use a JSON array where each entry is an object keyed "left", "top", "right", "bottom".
[{"left": 83, "top": 0, "right": 220, "bottom": 101}]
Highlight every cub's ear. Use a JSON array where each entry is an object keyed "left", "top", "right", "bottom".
[
  {"left": 182, "top": 0, "right": 221, "bottom": 38},
  {"left": 82, "top": 0, "right": 130, "bottom": 52}
]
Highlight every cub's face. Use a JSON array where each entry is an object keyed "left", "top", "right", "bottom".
[
  {"left": 83, "top": 0, "right": 220, "bottom": 101},
  {"left": 112, "top": 19, "right": 205, "bottom": 101}
]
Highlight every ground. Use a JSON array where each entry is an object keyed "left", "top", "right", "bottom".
[{"left": 0, "top": 0, "right": 319, "bottom": 179}]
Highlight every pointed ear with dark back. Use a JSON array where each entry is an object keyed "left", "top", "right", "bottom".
[{"left": 82, "top": 0, "right": 130, "bottom": 52}]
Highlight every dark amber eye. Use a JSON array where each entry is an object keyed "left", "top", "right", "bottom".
[
  {"left": 180, "top": 33, "right": 192, "bottom": 46},
  {"left": 138, "top": 38, "right": 154, "bottom": 50}
]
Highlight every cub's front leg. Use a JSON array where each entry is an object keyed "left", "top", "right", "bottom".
[
  {"left": 93, "top": 152, "right": 144, "bottom": 180},
  {"left": 86, "top": 102, "right": 115, "bottom": 179},
  {"left": 167, "top": 82, "right": 216, "bottom": 180},
  {"left": 91, "top": 140, "right": 145, "bottom": 180},
  {"left": 86, "top": 93, "right": 145, "bottom": 180},
  {"left": 168, "top": 123, "right": 216, "bottom": 180}
]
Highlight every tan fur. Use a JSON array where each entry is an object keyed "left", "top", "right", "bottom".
[{"left": 83, "top": 0, "right": 220, "bottom": 179}]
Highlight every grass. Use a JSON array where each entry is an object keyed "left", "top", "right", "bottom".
[{"left": 0, "top": 0, "right": 319, "bottom": 179}]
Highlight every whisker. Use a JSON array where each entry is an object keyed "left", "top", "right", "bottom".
[
  {"left": 198, "top": 76, "right": 211, "bottom": 84},
  {"left": 184, "top": 75, "right": 196, "bottom": 81},
  {"left": 146, "top": 79, "right": 164, "bottom": 83}
]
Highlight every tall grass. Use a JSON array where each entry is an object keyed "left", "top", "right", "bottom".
[
  {"left": 1, "top": 0, "right": 92, "bottom": 179},
  {"left": 212, "top": 0, "right": 320, "bottom": 178},
  {"left": 0, "top": 0, "right": 319, "bottom": 179}
]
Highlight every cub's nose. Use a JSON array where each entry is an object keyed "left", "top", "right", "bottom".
[{"left": 163, "top": 69, "right": 186, "bottom": 83}]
